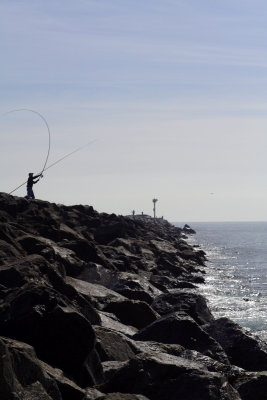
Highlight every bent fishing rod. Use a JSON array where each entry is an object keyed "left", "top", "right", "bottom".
[{"left": 8, "top": 141, "right": 96, "bottom": 195}]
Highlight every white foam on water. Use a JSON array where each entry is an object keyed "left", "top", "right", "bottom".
[{"left": 177, "top": 222, "right": 267, "bottom": 343}]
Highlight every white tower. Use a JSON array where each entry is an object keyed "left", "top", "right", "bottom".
[{"left": 152, "top": 198, "right": 158, "bottom": 219}]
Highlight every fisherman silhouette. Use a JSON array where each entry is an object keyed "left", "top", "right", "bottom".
[{"left": 26, "top": 172, "right": 43, "bottom": 199}]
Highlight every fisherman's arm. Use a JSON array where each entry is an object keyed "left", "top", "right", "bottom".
[
  {"left": 32, "top": 174, "right": 44, "bottom": 184},
  {"left": 33, "top": 173, "right": 43, "bottom": 179}
]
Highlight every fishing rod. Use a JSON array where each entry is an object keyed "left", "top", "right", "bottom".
[{"left": 8, "top": 141, "right": 95, "bottom": 195}]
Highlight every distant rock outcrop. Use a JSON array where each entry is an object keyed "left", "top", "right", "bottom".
[{"left": 0, "top": 192, "right": 266, "bottom": 399}]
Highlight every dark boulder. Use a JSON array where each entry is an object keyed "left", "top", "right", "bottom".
[
  {"left": 0, "top": 336, "right": 61, "bottom": 400},
  {"left": 98, "top": 311, "right": 138, "bottom": 337},
  {"left": 94, "top": 220, "right": 130, "bottom": 245},
  {"left": 41, "top": 361, "right": 86, "bottom": 400},
  {"left": 149, "top": 274, "right": 196, "bottom": 291},
  {"left": 151, "top": 289, "right": 214, "bottom": 325},
  {"left": 84, "top": 387, "right": 106, "bottom": 399},
  {"left": 234, "top": 373, "right": 267, "bottom": 400},
  {"left": 182, "top": 224, "right": 196, "bottom": 234},
  {"left": 104, "top": 299, "right": 159, "bottom": 330},
  {"left": 109, "top": 272, "right": 162, "bottom": 304},
  {"left": 205, "top": 318, "right": 267, "bottom": 370},
  {"left": 99, "top": 352, "right": 240, "bottom": 400},
  {"left": 63, "top": 239, "right": 113, "bottom": 270},
  {"left": 98, "top": 394, "right": 150, "bottom": 400},
  {"left": 67, "top": 277, "right": 126, "bottom": 309},
  {"left": 98, "top": 393, "right": 150, "bottom": 400},
  {"left": 77, "top": 262, "right": 116, "bottom": 286},
  {"left": 0, "top": 193, "right": 266, "bottom": 398},
  {"left": 0, "top": 284, "right": 100, "bottom": 386},
  {"left": 0, "top": 193, "right": 29, "bottom": 217},
  {"left": 134, "top": 312, "right": 229, "bottom": 364},
  {"left": 102, "top": 360, "right": 129, "bottom": 381},
  {"left": 0, "top": 255, "right": 101, "bottom": 325},
  {"left": 94, "top": 326, "right": 136, "bottom": 361},
  {"left": 17, "top": 233, "right": 85, "bottom": 276},
  {"left": 0, "top": 239, "right": 22, "bottom": 264}
]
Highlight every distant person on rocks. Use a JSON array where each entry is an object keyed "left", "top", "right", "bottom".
[{"left": 26, "top": 172, "right": 43, "bottom": 199}]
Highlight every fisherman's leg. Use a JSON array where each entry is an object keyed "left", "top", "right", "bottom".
[{"left": 28, "top": 187, "right": 35, "bottom": 199}]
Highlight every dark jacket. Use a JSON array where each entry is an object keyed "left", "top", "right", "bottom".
[{"left": 27, "top": 174, "right": 41, "bottom": 188}]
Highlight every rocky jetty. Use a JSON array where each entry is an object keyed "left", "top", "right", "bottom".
[{"left": 0, "top": 192, "right": 267, "bottom": 400}]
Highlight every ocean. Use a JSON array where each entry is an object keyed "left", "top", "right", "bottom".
[{"left": 175, "top": 221, "right": 267, "bottom": 343}]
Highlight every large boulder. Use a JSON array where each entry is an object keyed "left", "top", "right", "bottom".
[
  {"left": 0, "top": 284, "right": 101, "bottom": 386},
  {"left": 134, "top": 312, "right": 229, "bottom": 364},
  {"left": 234, "top": 373, "right": 267, "bottom": 400},
  {"left": 98, "top": 311, "right": 138, "bottom": 337},
  {"left": 205, "top": 318, "right": 267, "bottom": 370},
  {"left": 40, "top": 361, "right": 86, "bottom": 400},
  {"left": 94, "top": 326, "right": 136, "bottom": 361},
  {"left": 98, "top": 394, "right": 150, "bottom": 400},
  {"left": 108, "top": 272, "right": 162, "bottom": 304},
  {"left": 0, "top": 255, "right": 101, "bottom": 324},
  {"left": 104, "top": 299, "right": 159, "bottom": 330},
  {"left": 77, "top": 262, "right": 115, "bottom": 286},
  {"left": 151, "top": 289, "right": 214, "bottom": 325},
  {"left": 149, "top": 274, "right": 196, "bottom": 291},
  {"left": 66, "top": 277, "right": 126, "bottom": 309},
  {"left": 99, "top": 352, "right": 241, "bottom": 400},
  {"left": 0, "top": 336, "right": 61, "bottom": 400}
]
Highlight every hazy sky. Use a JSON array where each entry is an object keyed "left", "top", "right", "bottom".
[{"left": 1, "top": 0, "right": 267, "bottom": 222}]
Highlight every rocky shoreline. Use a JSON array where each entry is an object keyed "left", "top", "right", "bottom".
[{"left": 0, "top": 192, "right": 267, "bottom": 400}]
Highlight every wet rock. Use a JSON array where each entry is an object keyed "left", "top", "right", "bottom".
[
  {"left": 151, "top": 289, "right": 214, "bottom": 325},
  {"left": 149, "top": 274, "right": 196, "bottom": 291},
  {"left": 182, "top": 224, "right": 196, "bottom": 234},
  {"left": 205, "top": 318, "right": 267, "bottom": 370},
  {"left": 234, "top": 373, "right": 267, "bottom": 400}
]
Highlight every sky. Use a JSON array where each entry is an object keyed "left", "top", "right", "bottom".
[{"left": 1, "top": 0, "right": 267, "bottom": 222}]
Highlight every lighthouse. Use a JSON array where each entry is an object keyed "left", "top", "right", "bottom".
[{"left": 152, "top": 198, "right": 158, "bottom": 219}]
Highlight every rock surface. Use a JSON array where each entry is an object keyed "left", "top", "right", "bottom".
[{"left": 0, "top": 192, "right": 266, "bottom": 399}]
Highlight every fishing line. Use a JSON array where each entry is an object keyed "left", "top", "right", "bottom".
[
  {"left": 42, "top": 140, "right": 96, "bottom": 173},
  {"left": 2, "top": 108, "right": 51, "bottom": 175}
]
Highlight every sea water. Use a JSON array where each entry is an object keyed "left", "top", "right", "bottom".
[{"left": 175, "top": 221, "right": 267, "bottom": 343}]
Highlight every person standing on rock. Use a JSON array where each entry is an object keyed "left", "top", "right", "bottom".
[{"left": 26, "top": 172, "right": 43, "bottom": 199}]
